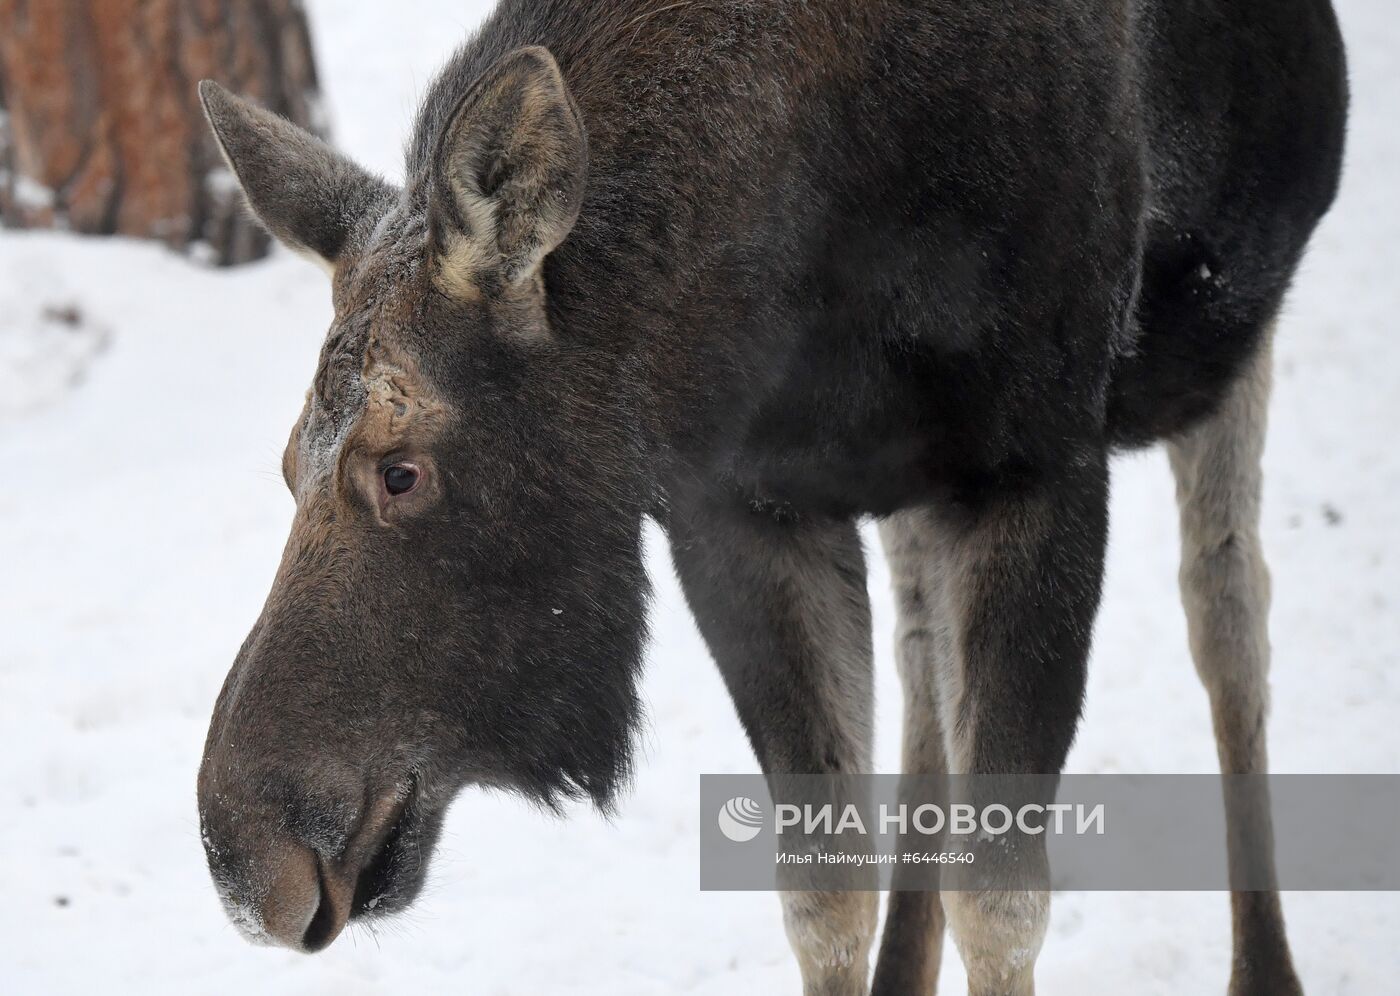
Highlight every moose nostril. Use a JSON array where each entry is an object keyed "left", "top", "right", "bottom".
[
  {"left": 288, "top": 789, "right": 410, "bottom": 952},
  {"left": 300, "top": 870, "right": 341, "bottom": 953},
  {"left": 252, "top": 843, "right": 339, "bottom": 952},
  {"left": 293, "top": 854, "right": 354, "bottom": 953}
]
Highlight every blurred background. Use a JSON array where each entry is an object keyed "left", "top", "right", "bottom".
[{"left": 1, "top": 1, "right": 1396, "bottom": 993}]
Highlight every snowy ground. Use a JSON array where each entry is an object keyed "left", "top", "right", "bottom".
[{"left": 2, "top": 1, "right": 1396, "bottom": 993}]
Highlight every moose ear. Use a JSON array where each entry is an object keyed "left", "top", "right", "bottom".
[
  {"left": 198, "top": 81, "right": 394, "bottom": 274},
  {"left": 430, "top": 47, "right": 587, "bottom": 296}
]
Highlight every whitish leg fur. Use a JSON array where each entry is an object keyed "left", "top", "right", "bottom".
[
  {"left": 1167, "top": 331, "right": 1302, "bottom": 996},
  {"left": 872, "top": 511, "right": 952, "bottom": 995}
]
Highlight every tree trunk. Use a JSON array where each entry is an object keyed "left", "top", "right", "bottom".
[{"left": 0, "top": 0, "right": 326, "bottom": 265}]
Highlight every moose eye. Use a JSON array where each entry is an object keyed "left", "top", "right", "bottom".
[{"left": 383, "top": 463, "right": 421, "bottom": 497}]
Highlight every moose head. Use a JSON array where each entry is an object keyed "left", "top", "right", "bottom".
[{"left": 195, "top": 48, "right": 649, "bottom": 951}]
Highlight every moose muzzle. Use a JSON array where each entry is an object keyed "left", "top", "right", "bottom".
[{"left": 198, "top": 745, "right": 415, "bottom": 952}]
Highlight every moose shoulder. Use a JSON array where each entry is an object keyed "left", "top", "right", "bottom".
[{"left": 195, "top": 1, "right": 1346, "bottom": 993}]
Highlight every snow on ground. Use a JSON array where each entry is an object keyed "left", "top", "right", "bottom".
[{"left": 1, "top": 1, "right": 1396, "bottom": 993}]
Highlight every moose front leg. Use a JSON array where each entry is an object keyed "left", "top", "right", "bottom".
[
  {"left": 667, "top": 490, "right": 877, "bottom": 996},
  {"left": 932, "top": 457, "right": 1109, "bottom": 996}
]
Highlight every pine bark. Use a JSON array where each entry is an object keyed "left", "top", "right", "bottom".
[{"left": 0, "top": 0, "right": 326, "bottom": 265}]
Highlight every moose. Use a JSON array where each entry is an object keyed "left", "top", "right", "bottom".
[{"left": 196, "top": 1, "right": 1347, "bottom": 992}]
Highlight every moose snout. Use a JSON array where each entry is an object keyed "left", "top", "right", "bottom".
[{"left": 198, "top": 756, "right": 416, "bottom": 953}]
